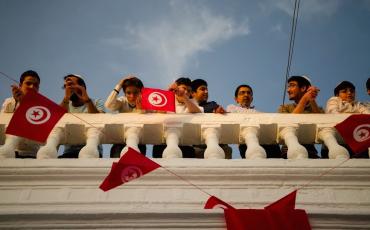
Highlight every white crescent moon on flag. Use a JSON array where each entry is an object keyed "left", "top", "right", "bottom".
[
  {"left": 353, "top": 124, "right": 370, "bottom": 142},
  {"left": 148, "top": 92, "right": 168, "bottom": 107},
  {"left": 25, "top": 106, "right": 51, "bottom": 125},
  {"left": 213, "top": 204, "right": 229, "bottom": 210},
  {"left": 120, "top": 166, "right": 143, "bottom": 183}
]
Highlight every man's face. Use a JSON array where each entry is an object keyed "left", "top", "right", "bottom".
[
  {"left": 124, "top": 86, "right": 140, "bottom": 103},
  {"left": 177, "top": 84, "right": 191, "bottom": 97},
  {"left": 338, "top": 88, "right": 355, "bottom": 103},
  {"left": 64, "top": 76, "right": 83, "bottom": 101},
  {"left": 20, "top": 76, "right": 40, "bottom": 94},
  {"left": 287, "top": 81, "right": 306, "bottom": 101},
  {"left": 192, "top": 85, "right": 208, "bottom": 103},
  {"left": 235, "top": 86, "right": 253, "bottom": 107},
  {"left": 65, "top": 76, "right": 79, "bottom": 87}
]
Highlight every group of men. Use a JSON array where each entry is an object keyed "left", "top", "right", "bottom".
[{"left": 1, "top": 70, "right": 369, "bottom": 159}]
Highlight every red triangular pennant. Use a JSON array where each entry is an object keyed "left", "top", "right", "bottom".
[
  {"left": 265, "top": 190, "right": 297, "bottom": 211},
  {"left": 224, "top": 208, "right": 311, "bottom": 230},
  {"left": 335, "top": 114, "right": 370, "bottom": 154},
  {"left": 204, "top": 196, "right": 235, "bottom": 210},
  {"left": 141, "top": 87, "right": 175, "bottom": 112},
  {"left": 222, "top": 190, "right": 311, "bottom": 230},
  {"left": 5, "top": 90, "right": 66, "bottom": 143},
  {"left": 99, "top": 147, "right": 161, "bottom": 191}
]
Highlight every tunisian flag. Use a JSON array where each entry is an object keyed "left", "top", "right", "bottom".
[
  {"left": 335, "top": 114, "right": 370, "bottom": 154},
  {"left": 141, "top": 87, "right": 175, "bottom": 112},
  {"left": 6, "top": 90, "right": 66, "bottom": 143},
  {"left": 99, "top": 147, "right": 161, "bottom": 192},
  {"left": 204, "top": 196, "right": 235, "bottom": 210},
  {"left": 206, "top": 190, "right": 311, "bottom": 230}
]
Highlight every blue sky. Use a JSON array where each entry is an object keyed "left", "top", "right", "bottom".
[{"left": 1, "top": 0, "right": 370, "bottom": 112}]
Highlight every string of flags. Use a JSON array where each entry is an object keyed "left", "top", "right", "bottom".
[
  {"left": 100, "top": 147, "right": 312, "bottom": 230},
  {"left": 2, "top": 89, "right": 370, "bottom": 229}
]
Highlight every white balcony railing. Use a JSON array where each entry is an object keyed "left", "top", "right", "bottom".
[
  {"left": 0, "top": 113, "right": 369, "bottom": 229},
  {"left": 0, "top": 113, "right": 359, "bottom": 159}
]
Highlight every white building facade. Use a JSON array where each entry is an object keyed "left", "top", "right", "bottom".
[{"left": 0, "top": 113, "right": 369, "bottom": 229}]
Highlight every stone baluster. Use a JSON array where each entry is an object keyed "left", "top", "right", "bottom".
[
  {"left": 240, "top": 126, "right": 266, "bottom": 159},
  {"left": 37, "top": 127, "right": 64, "bottom": 159},
  {"left": 79, "top": 127, "right": 103, "bottom": 158},
  {"left": 202, "top": 126, "right": 225, "bottom": 159},
  {"left": 0, "top": 135, "right": 20, "bottom": 158},
  {"left": 121, "top": 125, "right": 142, "bottom": 156},
  {"left": 163, "top": 126, "right": 182, "bottom": 158},
  {"left": 279, "top": 126, "right": 308, "bottom": 159},
  {"left": 317, "top": 127, "right": 349, "bottom": 159}
]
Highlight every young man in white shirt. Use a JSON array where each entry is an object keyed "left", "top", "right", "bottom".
[
  {"left": 326, "top": 81, "right": 369, "bottom": 114},
  {"left": 226, "top": 84, "right": 258, "bottom": 113},
  {"left": 323, "top": 80, "right": 369, "bottom": 158},
  {"left": 59, "top": 74, "right": 104, "bottom": 158},
  {"left": 1, "top": 70, "right": 41, "bottom": 158},
  {"left": 104, "top": 75, "right": 146, "bottom": 157},
  {"left": 227, "top": 84, "right": 281, "bottom": 158},
  {"left": 153, "top": 77, "right": 203, "bottom": 158}
]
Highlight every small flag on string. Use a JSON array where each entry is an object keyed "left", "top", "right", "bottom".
[
  {"left": 204, "top": 196, "right": 235, "bottom": 210},
  {"left": 99, "top": 147, "right": 161, "bottom": 192},
  {"left": 205, "top": 190, "right": 312, "bottom": 230},
  {"left": 6, "top": 90, "right": 66, "bottom": 143}
]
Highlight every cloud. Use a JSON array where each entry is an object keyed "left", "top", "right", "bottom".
[{"left": 103, "top": 0, "right": 249, "bottom": 84}]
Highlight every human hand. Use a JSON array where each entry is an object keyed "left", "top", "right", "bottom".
[
  {"left": 307, "top": 86, "right": 320, "bottom": 101},
  {"left": 168, "top": 82, "right": 177, "bottom": 92},
  {"left": 64, "top": 80, "right": 74, "bottom": 100},
  {"left": 11, "top": 85, "right": 24, "bottom": 102},
  {"left": 119, "top": 75, "right": 136, "bottom": 88},
  {"left": 175, "top": 85, "right": 189, "bottom": 103},
  {"left": 214, "top": 105, "right": 226, "bottom": 114},
  {"left": 73, "top": 84, "right": 90, "bottom": 103},
  {"left": 136, "top": 94, "right": 142, "bottom": 109}
]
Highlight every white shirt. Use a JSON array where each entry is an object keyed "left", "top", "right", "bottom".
[
  {"left": 325, "top": 96, "right": 369, "bottom": 114},
  {"left": 104, "top": 87, "right": 141, "bottom": 113},
  {"left": 226, "top": 104, "right": 259, "bottom": 113},
  {"left": 1, "top": 97, "right": 18, "bottom": 113},
  {"left": 68, "top": 99, "right": 105, "bottom": 113},
  {"left": 175, "top": 99, "right": 204, "bottom": 114}
]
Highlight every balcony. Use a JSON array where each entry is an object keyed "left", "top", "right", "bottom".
[{"left": 0, "top": 113, "right": 369, "bottom": 229}]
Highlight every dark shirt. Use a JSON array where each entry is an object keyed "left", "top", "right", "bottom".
[{"left": 199, "top": 101, "right": 219, "bottom": 113}]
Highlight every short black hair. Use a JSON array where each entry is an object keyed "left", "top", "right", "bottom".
[
  {"left": 20, "top": 70, "right": 40, "bottom": 84},
  {"left": 175, "top": 77, "right": 192, "bottom": 87},
  {"left": 334, "top": 81, "right": 355, "bottom": 96},
  {"left": 288, "top": 75, "right": 311, "bottom": 88},
  {"left": 367, "top": 78, "right": 370, "bottom": 90},
  {"left": 191, "top": 79, "right": 207, "bottom": 92},
  {"left": 234, "top": 84, "right": 253, "bottom": 97},
  {"left": 64, "top": 74, "right": 86, "bottom": 88},
  {"left": 122, "top": 77, "right": 144, "bottom": 92}
]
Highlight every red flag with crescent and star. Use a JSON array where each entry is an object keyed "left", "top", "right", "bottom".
[
  {"left": 99, "top": 147, "right": 161, "bottom": 192},
  {"left": 335, "top": 114, "right": 370, "bottom": 154},
  {"left": 141, "top": 87, "right": 175, "bottom": 112},
  {"left": 205, "top": 190, "right": 311, "bottom": 230},
  {"left": 204, "top": 196, "right": 235, "bottom": 210},
  {"left": 5, "top": 90, "right": 66, "bottom": 143}
]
